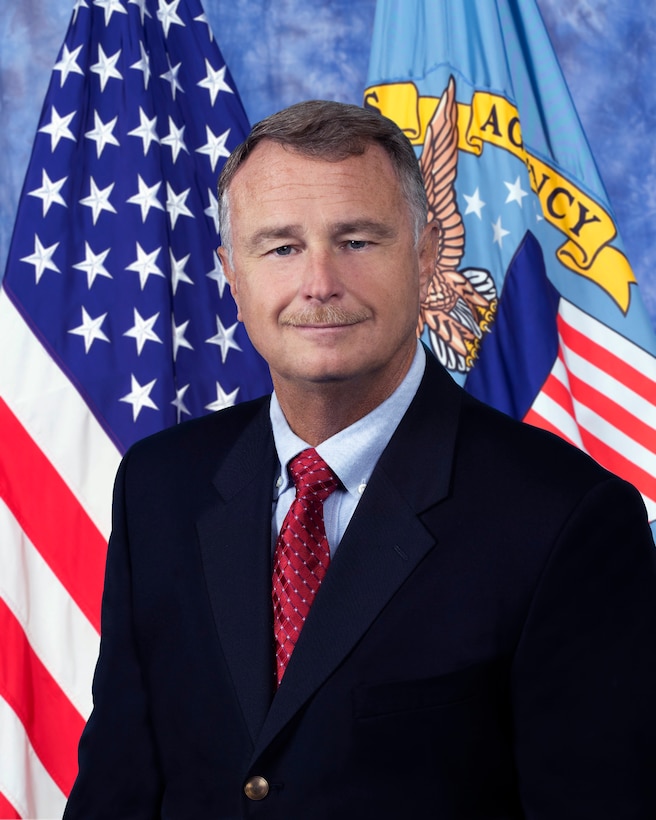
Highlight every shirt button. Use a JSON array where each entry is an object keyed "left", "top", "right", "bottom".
[{"left": 244, "top": 775, "right": 269, "bottom": 801}]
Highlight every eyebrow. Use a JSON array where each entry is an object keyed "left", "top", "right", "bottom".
[
  {"left": 332, "top": 220, "right": 397, "bottom": 240},
  {"left": 246, "top": 226, "right": 303, "bottom": 252}
]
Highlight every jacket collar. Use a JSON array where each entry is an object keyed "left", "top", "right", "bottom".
[
  {"left": 256, "top": 353, "right": 462, "bottom": 757},
  {"left": 196, "top": 354, "right": 463, "bottom": 755},
  {"left": 196, "top": 398, "right": 277, "bottom": 743}
]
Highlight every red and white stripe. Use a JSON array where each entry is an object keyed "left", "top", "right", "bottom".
[
  {"left": 525, "top": 299, "right": 656, "bottom": 521},
  {"left": 0, "top": 288, "right": 121, "bottom": 818}
]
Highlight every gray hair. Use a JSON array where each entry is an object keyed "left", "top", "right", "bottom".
[{"left": 217, "top": 99, "right": 428, "bottom": 260}]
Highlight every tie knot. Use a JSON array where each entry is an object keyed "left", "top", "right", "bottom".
[{"left": 289, "top": 448, "right": 339, "bottom": 500}]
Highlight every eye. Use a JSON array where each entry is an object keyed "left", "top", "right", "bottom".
[
  {"left": 272, "top": 245, "right": 293, "bottom": 256},
  {"left": 347, "top": 240, "right": 368, "bottom": 250}
]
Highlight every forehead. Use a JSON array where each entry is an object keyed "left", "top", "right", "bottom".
[{"left": 226, "top": 140, "right": 406, "bottom": 225}]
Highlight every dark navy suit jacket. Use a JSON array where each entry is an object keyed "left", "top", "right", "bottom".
[{"left": 65, "top": 353, "right": 656, "bottom": 818}]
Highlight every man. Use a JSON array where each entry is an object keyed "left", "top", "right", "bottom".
[{"left": 65, "top": 101, "right": 656, "bottom": 818}]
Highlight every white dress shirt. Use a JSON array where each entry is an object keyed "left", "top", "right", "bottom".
[{"left": 270, "top": 342, "right": 426, "bottom": 555}]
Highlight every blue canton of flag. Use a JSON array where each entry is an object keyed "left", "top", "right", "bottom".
[{"left": 4, "top": 0, "right": 271, "bottom": 454}]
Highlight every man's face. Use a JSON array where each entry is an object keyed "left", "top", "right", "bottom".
[{"left": 219, "top": 141, "right": 435, "bottom": 402}]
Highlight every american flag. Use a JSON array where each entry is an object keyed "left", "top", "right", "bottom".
[
  {"left": 0, "top": 0, "right": 271, "bottom": 816},
  {"left": 463, "top": 229, "right": 656, "bottom": 524},
  {"left": 525, "top": 298, "right": 656, "bottom": 519}
]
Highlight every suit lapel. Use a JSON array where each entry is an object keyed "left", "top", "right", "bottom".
[
  {"left": 196, "top": 401, "right": 277, "bottom": 744},
  {"left": 253, "top": 353, "right": 462, "bottom": 758}
]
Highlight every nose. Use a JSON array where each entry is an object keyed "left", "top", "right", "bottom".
[{"left": 301, "top": 249, "right": 343, "bottom": 302}]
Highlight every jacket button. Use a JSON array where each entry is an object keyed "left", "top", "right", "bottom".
[{"left": 244, "top": 775, "right": 269, "bottom": 801}]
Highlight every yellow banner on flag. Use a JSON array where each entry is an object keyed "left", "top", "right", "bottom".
[{"left": 365, "top": 81, "right": 635, "bottom": 312}]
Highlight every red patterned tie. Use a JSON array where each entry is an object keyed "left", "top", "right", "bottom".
[{"left": 272, "top": 448, "right": 339, "bottom": 685}]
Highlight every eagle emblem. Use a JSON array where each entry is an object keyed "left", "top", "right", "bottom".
[{"left": 418, "top": 77, "right": 497, "bottom": 373}]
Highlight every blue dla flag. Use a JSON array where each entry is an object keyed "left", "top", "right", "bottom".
[{"left": 365, "top": 0, "right": 656, "bottom": 527}]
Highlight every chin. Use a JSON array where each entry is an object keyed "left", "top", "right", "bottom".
[
  {"left": 278, "top": 362, "right": 360, "bottom": 388},
  {"left": 297, "top": 368, "right": 353, "bottom": 384}
]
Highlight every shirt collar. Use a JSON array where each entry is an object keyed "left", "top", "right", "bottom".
[{"left": 270, "top": 342, "right": 426, "bottom": 498}]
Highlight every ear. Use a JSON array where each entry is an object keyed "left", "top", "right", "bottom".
[
  {"left": 417, "top": 220, "right": 439, "bottom": 302},
  {"left": 217, "top": 246, "right": 242, "bottom": 321}
]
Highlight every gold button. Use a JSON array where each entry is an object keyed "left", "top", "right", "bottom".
[{"left": 244, "top": 775, "right": 269, "bottom": 801}]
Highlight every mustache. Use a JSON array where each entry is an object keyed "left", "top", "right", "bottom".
[{"left": 280, "top": 305, "right": 371, "bottom": 327}]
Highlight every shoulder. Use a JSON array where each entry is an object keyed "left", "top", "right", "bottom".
[
  {"left": 134, "top": 393, "right": 269, "bottom": 448},
  {"left": 119, "top": 395, "right": 272, "bottom": 485},
  {"left": 462, "top": 391, "right": 653, "bottom": 556},
  {"left": 420, "top": 353, "right": 644, "bottom": 517}
]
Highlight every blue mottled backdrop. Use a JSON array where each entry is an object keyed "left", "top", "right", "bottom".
[{"left": 1, "top": 0, "right": 655, "bottom": 327}]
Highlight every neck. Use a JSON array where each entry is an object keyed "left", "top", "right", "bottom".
[{"left": 273, "top": 362, "right": 413, "bottom": 446}]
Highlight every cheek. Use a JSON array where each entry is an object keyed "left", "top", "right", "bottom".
[
  {"left": 235, "top": 281, "right": 281, "bottom": 334},
  {"left": 237, "top": 298, "right": 260, "bottom": 332},
  {"left": 356, "top": 269, "right": 418, "bottom": 316},
  {"left": 244, "top": 269, "right": 300, "bottom": 312}
]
